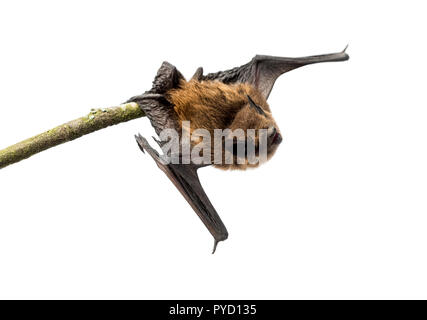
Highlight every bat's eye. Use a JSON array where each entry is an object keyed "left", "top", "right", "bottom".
[
  {"left": 267, "top": 126, "right": 276, "bottom": 137},
  {"left": 247, "top": 95, "right": 266, "bottom": 116}
]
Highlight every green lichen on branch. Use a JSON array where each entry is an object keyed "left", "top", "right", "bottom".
[{"left": 0, "top": 102, "right": 145, "bottom": 169}]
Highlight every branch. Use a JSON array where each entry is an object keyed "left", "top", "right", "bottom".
[{"left": 0, "top": 102, "right": 145, "bottom": 169}]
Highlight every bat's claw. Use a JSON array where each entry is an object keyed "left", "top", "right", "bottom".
[
  {"left": 135, "top": 134, "right": 167, "bottom": 167},
  {"left": 212, "top": 239, "right": 220, "bottom": 254},
  {"left": 134, "top": 134, "right": 145, "bottom": 154},
  {"left": 342, "top": 44, "right": 349, "bottom": 53}
]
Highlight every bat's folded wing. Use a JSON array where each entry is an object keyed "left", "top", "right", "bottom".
[{"left": 135, "top": 134, "right": 228, "bottom": 253}]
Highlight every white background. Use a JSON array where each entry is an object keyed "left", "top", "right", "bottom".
[{"left": 0, "top": 1, "right": 426, "bottom": 299}]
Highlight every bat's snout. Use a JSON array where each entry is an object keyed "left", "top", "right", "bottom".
[
  {"left": 268, "top": 126, "right": 282, "bottom": 145},
  {"left": 273, "top": 132, "right": 282, "bottom": 145}
]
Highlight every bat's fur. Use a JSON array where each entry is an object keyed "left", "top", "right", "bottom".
[{"left": 167, "top": 79, "right": 282, "bottom": 169}]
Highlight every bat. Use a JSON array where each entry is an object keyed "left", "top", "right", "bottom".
[{"left": 127, "top": 47, "right": 349, "bottom": 253}]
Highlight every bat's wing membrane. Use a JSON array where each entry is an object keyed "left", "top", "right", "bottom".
[{"left": 202, "top": 46, "right": 349, "bottom": 99}]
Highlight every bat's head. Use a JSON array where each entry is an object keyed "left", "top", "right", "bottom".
[
  {"left": 169, "top": 80, "right": 282, "bottom": 170},
  {"left": 215, "top": 92, "right": 282, "bottom": 170}
]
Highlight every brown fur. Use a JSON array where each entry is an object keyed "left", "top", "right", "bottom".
[{"left": 167, "top": 79, "right": 281, "bottom": 169}]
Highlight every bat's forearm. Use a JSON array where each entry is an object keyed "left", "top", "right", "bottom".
[
  {"left": 254, "top": 46, "right": 350, "bottom": 66},
  {"left": 0, "top": 102, "right": 145, "bottom": 170}
]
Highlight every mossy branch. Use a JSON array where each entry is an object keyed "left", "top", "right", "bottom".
[{"left": 0, "top": 102, "right": 145, "bottom": 169}]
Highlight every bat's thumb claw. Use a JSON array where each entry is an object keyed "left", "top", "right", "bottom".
[
  {"left": 212, "top": 239, "right": 220, "bottom": 254},
  {"left": 135, "top": 134, "right": 145, "bottom": 154},
  {"left": 342, "top": 44, "right": 349, "bottom": 53}
]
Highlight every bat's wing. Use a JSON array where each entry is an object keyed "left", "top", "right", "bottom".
[
  {"left": 202, "top": 46, "right": 349, "bottom": 99},
  {"left": 135, "top": 134, "right": 228, "bottom": 253}
]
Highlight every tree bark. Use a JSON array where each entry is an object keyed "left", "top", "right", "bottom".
[{"left": 0, "top": 102, "right": 144, "bottom": 169}]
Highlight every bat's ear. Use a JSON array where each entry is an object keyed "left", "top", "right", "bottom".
[
  {"left": 247, "top": 95, "right": 266, "bottom": 116},
  {"left": 191, "top": 67, "right": 204, "bottom": 81}
]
